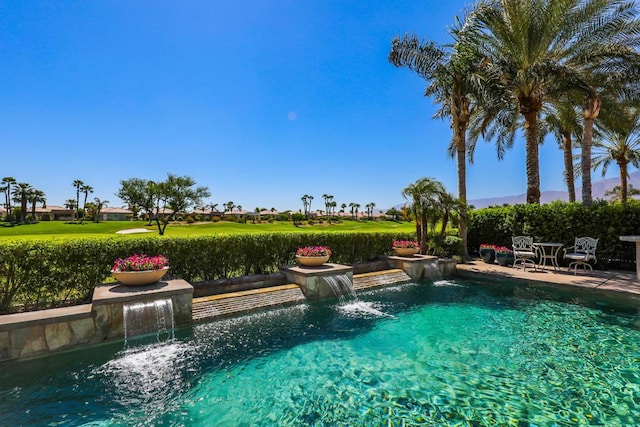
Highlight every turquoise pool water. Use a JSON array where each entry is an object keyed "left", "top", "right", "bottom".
[{"left": 2, "top": 279, "right": 640, "bottom": 426}]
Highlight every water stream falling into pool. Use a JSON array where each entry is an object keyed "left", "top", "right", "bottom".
[
  {"left": 423, "top": 262, "right": 442, "bottom": 281},
  {"left": 123, "top": 298, "right": 175, "bottom": 346},
  {"left": 322, "top": 274, "right": 356, "bottom": 302},
  {"left": 322, "top": 274, "right": 393, "bottom": 318}
]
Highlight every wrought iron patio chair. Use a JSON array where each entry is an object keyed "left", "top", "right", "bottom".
[
  {"left": 563, "top": 237, "right": 599, "bottom": 274},
  {"left": 512, "top": 236, "right": 537, "bottom": 271}
]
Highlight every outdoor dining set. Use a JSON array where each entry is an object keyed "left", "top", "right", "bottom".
[{"left": 511, "top": 236, "right": 599, "bottom": 274}]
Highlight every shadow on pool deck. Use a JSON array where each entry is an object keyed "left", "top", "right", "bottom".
[{"left": 457, "top": 260, "right": 640, "bottom": 297}]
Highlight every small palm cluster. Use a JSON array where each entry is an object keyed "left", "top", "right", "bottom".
[
  {"left": 392, "top": 240, "right": 419, "bottom": 249},
  {"left": 112, "top": 254, "right": 169, "bottom": 272},
  {"left": 296, "top": 246, "right": 331, "bottom": 257}
]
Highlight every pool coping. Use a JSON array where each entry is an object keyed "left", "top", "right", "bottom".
[{"left": 456, "top": 260, "right": 640, "bottom": 300}]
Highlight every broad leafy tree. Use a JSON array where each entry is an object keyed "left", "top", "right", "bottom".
[
  {"left": 116, "top": 178, "right": 156, "bottom": 222},
  {"left": 151, "top": 173, "right": 210, "bottom": 235}
]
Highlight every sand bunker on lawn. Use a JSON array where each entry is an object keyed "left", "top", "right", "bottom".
[{"left": 116, "top": 228, "right": 153, "bottom": 234}]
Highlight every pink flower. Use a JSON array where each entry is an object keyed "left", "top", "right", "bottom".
[
  {"left": 112, "top": 254, "right": 169, "bottom": 272},
  {"left": 392, "top": 240, "right": 419, "bottom": 249},
  {"left": 296, "top": 246, "right": 331, "bottom": 257}
]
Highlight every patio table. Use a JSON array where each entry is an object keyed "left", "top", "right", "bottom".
[
  {"left": 533, "top": 242, "right": 564, "bottom": 272},
  {"left": 619, "top": 235, "right": 640, "bottom": 280}
]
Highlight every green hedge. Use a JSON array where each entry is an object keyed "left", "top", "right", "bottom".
[
  {"left": 0, "top": 231, "right": 416, "bottom": 313},
  {"left": 468, "top": 201, "right": 640, "bottom": 269}
]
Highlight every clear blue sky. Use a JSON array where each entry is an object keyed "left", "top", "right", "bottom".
[{"left": 0, "top": 1, "right": 621, "bottom": 211}]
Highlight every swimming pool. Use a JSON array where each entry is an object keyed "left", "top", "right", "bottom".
[{"left": 1, "top": 278, "right": 640, "bottom": 426}]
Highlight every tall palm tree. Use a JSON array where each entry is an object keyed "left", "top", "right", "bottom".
[
  {"left": 541, "top": 98, "right": 582, "bottom": 202},
  {"left": 591, "top": 106, "right": 640, "bottom": 204},
  {"left": 80, "top": 184, "right": 93, "bottom": 224},
  {"left": 472, "top": 0, "right": 640, "bottom": 205},
  {"left": 365, "top": 202, "right": 376, "bottom": 219},
  {"left": 389, "top": 8, "right": 485, "bottom": 261},
  {"left": 2, "top": 177, "right": 16, "bottom": 222},
  {"left": 72, "top": 179, "right": 84, "bottom": 221},
  {"left": 348, "top": 202, "right": 356, "bottom": 220}
]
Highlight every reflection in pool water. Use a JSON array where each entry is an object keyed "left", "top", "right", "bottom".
[{"left": 1, "top": 279, "right": 640, "bottom": 426}]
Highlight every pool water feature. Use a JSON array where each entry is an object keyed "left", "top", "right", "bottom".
[
  {"left": 321, "top": 273, "right": 356, "bottom": 302},
  {"left": 2, "top": 279, "right": 640, "bottom": 425},
  {"left": 123, "top": 298, "right": 175, "bottom": 346}
]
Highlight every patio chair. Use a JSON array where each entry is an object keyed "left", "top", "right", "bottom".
[
  {"left": 563, "top": 237, "right": 599, "bottom": 274},
  {"left": 512, "top": 236, "right": 537, "bottom": 271}
]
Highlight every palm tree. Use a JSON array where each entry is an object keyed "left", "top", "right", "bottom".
[
  {"left": 540, "top": 98, "right": 582, "bottom": 202},
  {"left": 11, "top": 182, "right": 32, "bottom": 223},
  {"left": 591, "top": 107, "right": 640, "bottom": 204},
  {"left": 340, "top": 203, "right": 346, "bottom": 213},
  {"left": 28, "top": 189, "right": 45, "bottom": 221},
  {"left": 2, "top": 177, "right": 16, "bottom": 222},
  {"left": 389, "top": 9, "right": 485, "bottom": 261},
  {"left": 322, "top": 194, "right": 334, "bottom": 220},
  {"left": 402, "top": 177, "right": 447, "bottom": 253},
  {"left": 72, "top": 179, "right": 84, "bottom": 221},
  {"left": 80, "top": 184, "right": 93, "bottom": 223},
  {"left": 93, "top": 197, "right": 109, "bottom": 223},
  {"left": 348, "top": 202, "right": 356, "bottom": 220},
  {"left": 64, "top": 199, "right": 77, "bottom": 212},
  {"left": 605, "top": 185, "right": 640, "bottom": 203},
  {"left": 225, "top": 201, "right": 235, "bottom": 213},
  {"left": 301, "top": 194, "right": 313, "bottom": 217},
  {"left": 365, "top": 202, "right": 376, "bottom": 219},
  {"left": 472, "top": 0, "right": 640, "bottom": 205}
]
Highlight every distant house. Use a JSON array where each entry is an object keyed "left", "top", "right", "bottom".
[
  {"left": 101, "top": 207, "right": 133, "bottom": 221},
  {"left": 45, "top": 205, "right": 75, "bottom": 221}
]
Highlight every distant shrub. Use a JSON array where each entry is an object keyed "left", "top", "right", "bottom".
[{"left": 41, "top": 213, "right": 51, "bottom": 221}]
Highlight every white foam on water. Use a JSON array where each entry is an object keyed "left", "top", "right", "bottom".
[
  {"left": 337, "top": 301, "right": 396, "bottom": 319},
  {"left": 432, "top": 279, "right": 465, "bottom": 288}
]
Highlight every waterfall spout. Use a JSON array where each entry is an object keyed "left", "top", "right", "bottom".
[
  {"left": 123, "top": 298, "right": 175, "bottom": 346},
  {"left": 423, "top": 263, "right": 442, "bottom": 282},
  {"left": 321, "top": 274, "right": 356, "bottom": 302}
]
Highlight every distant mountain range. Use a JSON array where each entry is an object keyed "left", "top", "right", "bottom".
[
  {"left": 390, "top": 170, "right": 640, "bottom": 210},
  {"left": 468, "top": 170, "right": 640, "bottom": 208}
]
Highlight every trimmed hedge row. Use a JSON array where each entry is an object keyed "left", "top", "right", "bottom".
[
  {"left": 467, "top": 202, "right": 640, "bottom": 269},
  {"left": 0, "top": 231, "right": 416, "bottom": 313}
]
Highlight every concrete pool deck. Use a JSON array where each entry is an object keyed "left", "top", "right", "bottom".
[{"left": 457, "top": 260, "right": 640, "bottom": 298}]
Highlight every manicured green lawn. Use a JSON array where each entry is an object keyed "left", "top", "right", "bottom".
[{"left": 0, "top": 220, "right": 415, "bottom": 240}]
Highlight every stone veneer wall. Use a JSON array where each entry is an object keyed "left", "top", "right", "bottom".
[{"left": 0, "top": 279, "right": 193, "bottom": 362}]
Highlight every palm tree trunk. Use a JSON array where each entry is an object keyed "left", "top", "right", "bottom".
[
  {"left": 562, "top": 130, "right": 576, "bottom": 202},
  {"left": 581, "top": 96, "right": 600, "bottom": 207},
  {"left": 453, "top": 110, "right": 470, "bottom": 260},
  {"left": 524, "top": 110, "right": 541, "bottom": 204},
  {"left": 620, "top": 162, "right": 628, "bottom": 204}
]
